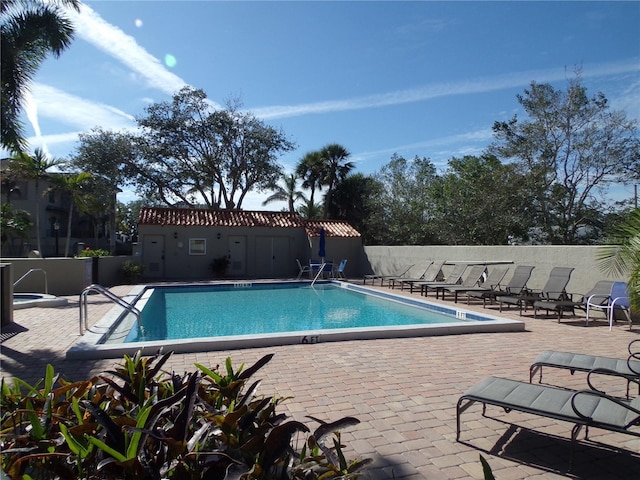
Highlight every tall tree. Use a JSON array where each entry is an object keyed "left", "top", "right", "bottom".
[
  {"left": 295, "top": 150, "right": 325, "bottom": 209},
  {"left": 1, "top": 0, "right": 79, "bottom": 153},
  {"left": 10, "top": 148, "right": 62, "bottom": 254},
  {"left": 318, "top": 144, "right": 354, "bottom": 218},
  {"left": 70, "top": 128, "right": 137, "bottom": 254},
  {"left": 262, "top": 173, "right": 305, "bottom": 213},
  {"left": 429, "top": 155, "right": 532, "bottom": 245},
  {"left": 490, "top": 74, "right": 640, "bottom": 244},
  {"left": 45, "top": 171, "right": 91, "bottom": 256},
  {"left": 373, "top": 154, "right": 439, "bottom": 245},
  {"left": 134, "top": 87, "right": 294, "bottom": 209},
  {"left": 326, "top": 173, "right": 384, "bottom": 244}
]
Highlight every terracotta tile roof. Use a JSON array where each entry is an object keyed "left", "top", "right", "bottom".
[
  {"left": 138, "top": 207, "right": 361, "bottom": 237},
  {"left": 304, "top": 220, "right": 361, "bottom": 238}
]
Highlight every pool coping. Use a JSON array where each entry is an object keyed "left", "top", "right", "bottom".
[{"left": 66, "top": 281, "right": 524, "bottom": 359}]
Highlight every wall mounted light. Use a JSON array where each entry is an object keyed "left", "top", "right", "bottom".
[
  {"left": 216, "top": 232, "right": 222, "bottom": 240},
  {"left": 173, "top": 232, "right": 178, "bottom": 239}
]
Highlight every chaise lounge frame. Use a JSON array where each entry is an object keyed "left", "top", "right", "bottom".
[{"left": 456, "top": 376, "right": 640, "bottom": 470}]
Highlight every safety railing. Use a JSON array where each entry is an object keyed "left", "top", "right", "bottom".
[
  {"left": 311, "top": 262, "right": 328, "bottom": 286},
  {"left": 13, "top": 268, "right": 48, "bottom": 293},
  {"left": 79, "top": 284, "right": 141, "bottom": 335}
]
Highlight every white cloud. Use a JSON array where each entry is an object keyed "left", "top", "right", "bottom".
[{"left": 251, "top": 59, "right": 640, "bottom": 120}]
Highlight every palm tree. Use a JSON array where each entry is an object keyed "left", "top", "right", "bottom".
[
  {"left": 1, "top": 0, "right": 79, "bottom": 152},
  {"left": 597, "top": 207, "right": 640, "bottom": 311},
  {"left": 295, "top": 151, "right": 324, "bottom": 209},
  {"left": 262, "top": 173, "right": 305, "bottom": 213},
  {"left": 46, "top": 171, "right": 91, "bottom": 256},
  {"left": 12, "top": 148, "right": 62, "bottom": 254},
  {"left": 297, "top": 199, "right": 323, "bottom": 220},
  {"left": 319, "top": 143, "right": 354, "bottom": 219}
]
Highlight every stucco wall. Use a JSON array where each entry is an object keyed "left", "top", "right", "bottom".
[
  {"left": 5, "top": 256, "right": 134, "bottom": 295},
  {"left": 138, "top": 225, "right": 363, "bottom": 280},
  {"left": 359, "top": 245, "right": 627, "bottom": 297}
]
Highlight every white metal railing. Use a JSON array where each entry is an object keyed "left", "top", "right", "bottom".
[
  {"left": 79, "top": 284, "right": 141, "bottom": 335},
  {"left": 13, "top": 268, "right": 48, "bottom": 293},
  {"left": 311, "top": 262, "right": 327, "bottom": 286}
]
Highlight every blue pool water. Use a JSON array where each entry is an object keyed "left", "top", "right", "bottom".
[
  {"left": 124, "top": 283, "right": 465, "bottom": 343},
  {"left": 66, "top": 281, "right": 522, "bottom": 359}
]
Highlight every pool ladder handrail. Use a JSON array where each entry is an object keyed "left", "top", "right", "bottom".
[
  {"left": 79, "top": 284, "right": 141, "bottom": 335},
  {"left": 13, "top": 268, "right": 48, "bottom": 294},
  {"left": 311, "top": 262, "right": 327, "bottom": 286}
]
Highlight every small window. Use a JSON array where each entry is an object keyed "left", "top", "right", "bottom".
[{"left": 189, "top": 238, "right": 206, "bottom": 255}]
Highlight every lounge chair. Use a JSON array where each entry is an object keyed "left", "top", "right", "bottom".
[
  {"left": 415, "top": 263, "right": 468, "bottom": 297},
  {"left": 436, "top": 265, "right": 487, "bottom": 301},
  {"left": 497, "top": 267, "right": 574, "bottom": 315},
  {"left": 448, "top": 265, "right": 509, "bottom": 304},
  {"left": 387, "top": 262, "right": 432, "bottom": 289},
  {"left": 456, "top": 376, "right": 640, "bottom": 469},
  {"left": 395, "top": 260, "right": 444, "bottom": 292},
  {"left": 533, "top": 280, "right": 614, "bottom": 322},
  {"left": 466, "top": 265, "right": 534, "bottom": 307},
  {"left": 529, "top": 340, "right": 640, "bottom": 398},
  {"left": 376, "top": 264, "right": 416, "bottom": 287}
]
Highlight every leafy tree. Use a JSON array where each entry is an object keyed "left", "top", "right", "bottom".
[
  {"left": 318, "top": 144, "right": 354, "bottom": 218},
  {"left": 429, "top": 155, "right": 532, "bottom": 245},
  {"left": 69, "top": 128, "right": 137, "bottom": 253},
  {"left": 295, "top": 150, "right": 325, "bottom": 209},
  {"left": 490, "top": 74, "right": 640, "bottom": 244},
  {"left": 262, "top": 173, "right": 305, "bottom": 213},
  {"left": 9, "top": 148, "right": 62, "bottom": 254},
  {"left": 326, "top": 173, "right": 384, "bottom": 244},
  {"left": 134, "top": 87, "right": 294, "bottom": 209},
  {"left": 0, "top": 202, "right": 32, "bottom": 255},
  {"left": 45, "top": 171, "right": 91, "bottom": 256},
  {"left": 373, "top": 154, "right": 439, "bottom": 245},
  {"left": 1, "top": 0, "right": 79, "bottom": 153}
]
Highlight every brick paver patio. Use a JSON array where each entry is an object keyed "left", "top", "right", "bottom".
[{"left": 1, "top": 282, "right": 639, "bottom": 479}]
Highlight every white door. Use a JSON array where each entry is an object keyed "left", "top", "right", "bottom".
[
  {"left": 228, "top": 235, "right": 247, "bottom": 276},
  {"left": 142, "top": 234, "right": 164, "bottom": 278}
]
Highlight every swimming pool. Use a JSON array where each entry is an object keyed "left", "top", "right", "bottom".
[{"left": 67, "top": 281, "right": 523, "bottom": 359}]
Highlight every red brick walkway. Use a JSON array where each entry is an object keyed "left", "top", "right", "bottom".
[{"left": 2, "top": 283, "right": 639, "bottom": 479}]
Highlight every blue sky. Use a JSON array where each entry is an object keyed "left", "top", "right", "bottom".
[{"left": 16, "top": 1, "right": 640, "bottom": 209}]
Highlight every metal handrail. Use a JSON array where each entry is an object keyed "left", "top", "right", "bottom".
[
  {"left": 311, "top": 262, "right": 327, "bottom": 286},
  {"left": 13, "top": 268, "right": 48, "bottom": 293},
  {"left": 79, "top": 284, "right": 141, "bottom": 335}
]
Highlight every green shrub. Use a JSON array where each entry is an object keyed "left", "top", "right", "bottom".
[
  {"left": 0, "top": 351, "right": 369, "bottom": 479},
  {"left": 77, "top": 247, "right": 110, "bottom": 257},
  {"left": 120, "top": 260, "right": 144, "bottom": 283}
]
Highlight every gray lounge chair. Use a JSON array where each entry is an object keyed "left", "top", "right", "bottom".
[
  {"left": 371, "top": 264, "right": 415, "bottom": 287},
  {"left": 497, "top": 267, "right": 574, "bottom": 315},
  {"left": 466, "top": 265, "right": 534, "bottom": 307},
  {"left": 389, "top": 261, "right": 434, "bottom": 289},
  {"left": 529, "top": 340, "right": 640, "bottom": 398},
  {"left": 447, "top": 265, "right": 509, "bottom": 304},
  {"left": 436, "top": 265, "right": 487, "bottom": 301},
  {"left": 533, "top": 280, "right": 614, "bottom": 322},
  {"left": 456, "top": 376, "right": 640, "bottom": 469},
  {"left": 415, "top": 263, "right": 468, "bottom": 297},
  {"left": 396, "top": 260, "right": 444, "bottom": 292}
]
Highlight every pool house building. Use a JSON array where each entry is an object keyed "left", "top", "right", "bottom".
[{"left": 136, "top": 207, "right": 362, "bottom": 281}]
